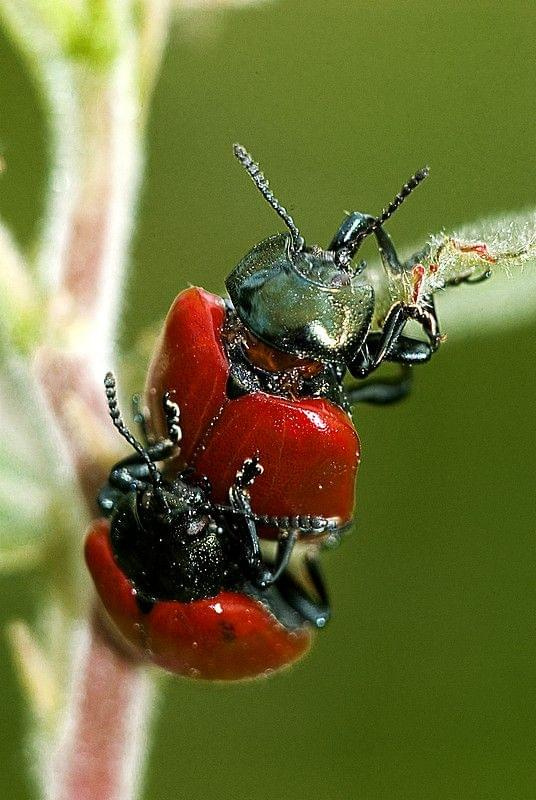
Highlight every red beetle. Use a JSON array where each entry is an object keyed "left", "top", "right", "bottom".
[
  {"left": 145, "top": 286, "right": 359, "bottom": 540},
  {"left": 144, "top": 145, "right": 442, "bottom": 584},
  {"left": 85, "top": 373, "right": 321, "bottom": 680}
]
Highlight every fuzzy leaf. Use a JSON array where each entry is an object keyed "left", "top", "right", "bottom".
[
  {"left": 0, "top": 224, "right": 50, "bottom": 566},
  {"left": 367, "top": 208, "right": 536, "bottom": 339},
  {"left": 0, "top": 224, "right": 42, "bottom": 355},
  {"left": 0, "top": 349, "right": 52, "bottom": 568}
]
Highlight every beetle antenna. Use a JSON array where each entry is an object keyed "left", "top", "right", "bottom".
[
  {"left": 233, "top": 144, "right": 304, "bottom": 251},
  {"left": 212, "top": 503, "right": 333, "bottom": 533},
  {"left": 334, "top": 166, "right": 430, "bottom": 265},
  {"left": 212, "top": 503, "right": 277, "bottom": 525},
  {"left": 375, "top": 166, "right": 429, "bottom": 228},
  {"left": 104, "top": 372, "right": 164, "bottom": 494}
]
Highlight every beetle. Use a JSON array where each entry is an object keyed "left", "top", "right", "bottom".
[
  {"left": 85, "top": 372, "right": 330, "bottom": 680},
  {"left": 144, "top": 145, "right": 473, "bottom": 574}
]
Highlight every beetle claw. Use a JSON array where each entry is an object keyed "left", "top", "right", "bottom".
[{"left": 235, "top": 455, "right": 264, "bottom": 489}]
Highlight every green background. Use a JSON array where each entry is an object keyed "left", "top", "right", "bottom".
[{"left": 1, "top": 1, "right": 536, "bottom": 798}]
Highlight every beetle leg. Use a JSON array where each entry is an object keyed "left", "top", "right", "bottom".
[
  {"left": 414, "top": 293, "right": 441, "bottom": 347},
  {"left": 132, "top": 389, "right": 182, "bottom": 449},
  {"left": 227, "top": 487, "right": 268, "bottom": 586},
  {"left": 107, "top": 441, "right": 176, "bottom": 480},
  {"left": 254, "top": 530, "right": 299, "bottom": 589},
  {"left": 234, "top": 454, "right": 263, "bottom": 489},
  {"left": 108, "top": 466, "right": 148, "bottom": 491},
  {"left": 446, "top": 268, "right": 492, "bottom": 286},
  {"left": 346, "top": 364, "right": 413, "bottom": 406},
  {"left": 162, "top": 391, "right": 182, "bottom": 446},
  {"left": 349, "top": 302, "right": 410, "bottom": 378},
  {"left": 227, "top": 466, "right": 264, "bottom": 571},
  {"left": 98, "top": 465, "right": 151, "bottom": 514},
  {"left": 98, "top": 485, "right": 128, "bottom": 514},
  {"left": 370, "top": 221, "right": 431, "bottom": 274},
  {"left": 228, "top": 460, "right": 300, "bottom": 589},
  {"left": 100, "top": 440, "right": 178, "bottom": 512},
  {"left": 349, "top": 299, "right": 441, "bottom": 381},
  {"left": 365, "top": 334, "right": 433, "bottom": 366},
  {"left": 276, "top": 556, "right": 331, "bottom": 628},
  {"left": 145, "top": 440, "right": 176, "bottom": 462},
  {"left": 373, "top": 225, "right": 404, "bottom": 272}
]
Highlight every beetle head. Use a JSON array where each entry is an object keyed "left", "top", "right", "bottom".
[
  {"left": 227, "top": 145, "right": 428, "bottom": 365},
  {"left": 137, "top": 479, "right": 209, "bottom": 535}
]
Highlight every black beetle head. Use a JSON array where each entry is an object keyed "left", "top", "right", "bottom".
[
  {"left": 131, "top": 482, "right": 226, "bottom": 602},
  {"left": 137, "top": 480, "right": 207, "bottom": 532},
  {"left": 161, "top": 482, "right": 216, "bottom": 548}
]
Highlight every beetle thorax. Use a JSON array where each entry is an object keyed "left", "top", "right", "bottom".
[
  {"left": 226, "top": 233, "right": 374, "bottom": 365},
  {"left": 221, "top": 307, "right": 345, "bottom": 405}
]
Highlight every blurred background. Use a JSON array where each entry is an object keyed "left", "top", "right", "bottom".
[{"left": 1, "top": 1, "right": 536, "bottom": 798}]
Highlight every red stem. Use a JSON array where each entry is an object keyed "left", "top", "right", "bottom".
[
  {"left": 34, "top": 61, "right": 152, "bottom": 800},
  {"left": 51, "top": 612, "right": 151, "bottom": 800}
]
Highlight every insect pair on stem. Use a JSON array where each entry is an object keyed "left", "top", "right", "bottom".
[{"left": 85, "top": 144, "right": 492, "bottom": 680}]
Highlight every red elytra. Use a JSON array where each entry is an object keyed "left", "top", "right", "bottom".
[
  {"left": 85, "top": 519, "right": 311, "bottom": 680},
  {"left": 145, "top": 287, "right": 360, "bottom": 537}
]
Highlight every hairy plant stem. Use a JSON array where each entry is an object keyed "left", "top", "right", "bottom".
[
  {"left": 46, "top": 612, "right": 155, "bottom": 800},
  {"left": 47, "top": 66, "right": 140, "bottom": 373},
  {"left": 33, "top": 36, "right": 163, "bottom": 800}
]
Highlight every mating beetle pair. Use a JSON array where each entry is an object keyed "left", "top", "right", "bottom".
[{"left": 86, "top": 145, "right": 490, "bottom": 680}]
